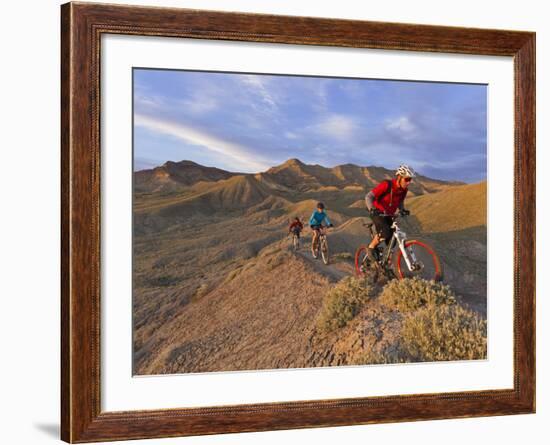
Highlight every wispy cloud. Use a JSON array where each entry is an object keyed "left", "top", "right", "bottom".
[
  {"left": 309, "top": 114, "right": 357, "bottom": 140},
  {"left": 385, "top": 116, "right": 417, "bottom": 134},
  {"left": 284, "top": 131, "right": 299, "bottom": 140},
  {"left": 134, "top": 93, "right": 165, "bottom": 111},
  {"left": 134, "top": 114, "right": 271, "bottom": 172},
  {"left": 180, "top": 95, "right": 219, "bottom": 115},
  {"left": 239, "top": 75, "right": 278, "bottom": 111}
]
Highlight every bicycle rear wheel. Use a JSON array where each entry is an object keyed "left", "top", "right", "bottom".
[
  {"left": 354, "top": 245, "right": 370, "bottom": 277},
  {"left": 393, "top": 240, "right": 443, "bottom": 281},
  {"left": 321, "top": 237, "right": 329, "bottom": 265}
]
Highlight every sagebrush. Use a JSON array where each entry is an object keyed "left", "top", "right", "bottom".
[
  {"left": 330, "top": 277, "right": 486, "bottom": 364},
  {"left": 400, "top": 304, "right": 487, "bottom": 361},
  {"left": 317, "top": 276, "right": 374, "bottom": 332},
  {"left": 379, "top": 276, "right": 457, "bottom": 312}
]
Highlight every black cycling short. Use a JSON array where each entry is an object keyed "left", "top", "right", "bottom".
[{"left": 370, "top": 214, "right": 394, "bottom": 243}]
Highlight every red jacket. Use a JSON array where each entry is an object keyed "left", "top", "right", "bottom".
[
  {"left": 289, "top": 220, "right": 304, "bottom": 231},
  {"left": 372, "top": 179, "right": 408, "bottom": 215}
]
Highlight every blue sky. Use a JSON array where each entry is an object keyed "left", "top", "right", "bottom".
[{"left": 133, "top": 69, "right": 487, "bottom": 182}]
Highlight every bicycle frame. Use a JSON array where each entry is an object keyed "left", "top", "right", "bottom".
[
  {"left": 312, "top": 226, "right": 328, "bottom": 241},
  {"left": 371, "top": 216, "right": 419, "bottom": 273}
]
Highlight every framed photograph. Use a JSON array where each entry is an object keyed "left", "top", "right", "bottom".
[{"left": 61, "top": 2, "right": 535, "bottom": 442}]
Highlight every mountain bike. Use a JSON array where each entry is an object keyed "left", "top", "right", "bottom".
[
  {"left": 311, "top": 226, "right": 330, "bottom": 265},
  {"left": 354, "top": 213, "right": 443, "bottom": 281}
]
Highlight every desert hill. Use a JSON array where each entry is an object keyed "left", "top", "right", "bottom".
[
  {"left": 134, "top": 160, "right": 238, "bottom": 193},
  {"left": 406, "top": 181, "right": 487, "bottom": 233},
  {"left": 133, "top": 159, "right": 487, "bottom": 374}
]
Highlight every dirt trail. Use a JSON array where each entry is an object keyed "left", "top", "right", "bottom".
[
  {"left": 287, "top": 230, "right": 355, "bottom": 282},
  {"left": 294, "top": 246, "right": 352, "bottom": 282}
]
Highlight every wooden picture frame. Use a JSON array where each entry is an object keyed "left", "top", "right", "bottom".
[{"left": 61, "top": 2, "right": 535, "bottom": 442}]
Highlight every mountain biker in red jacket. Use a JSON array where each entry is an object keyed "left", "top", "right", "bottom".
[
  {"left": 364, "top": 165, "right": 415, "bottom": 262},
  {"left": 288, "top": 217, "right": 304, "bottom": 239}
]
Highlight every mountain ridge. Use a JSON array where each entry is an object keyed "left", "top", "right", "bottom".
[{"left": 135, "top": 158, "right": 465, "bottom": 195}]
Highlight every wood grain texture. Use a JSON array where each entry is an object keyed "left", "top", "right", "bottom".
[{"left": 60, "top": 2, "right": 536, "bottom": 442}]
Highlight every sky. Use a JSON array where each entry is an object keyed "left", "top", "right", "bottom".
[{"left": 133, "top": 68, "right": 487, "bottom": 183}]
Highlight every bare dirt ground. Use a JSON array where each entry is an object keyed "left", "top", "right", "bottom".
[{"left": 135, "top": 242, "right": 331, "bottom": 374}]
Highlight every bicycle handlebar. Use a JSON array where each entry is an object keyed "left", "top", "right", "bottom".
[
  {"left": 368, "top": 207, "right": 410, "bottom": 216},
  {"left": 372, "top": 213, "right": 408, "bottom": 218}
]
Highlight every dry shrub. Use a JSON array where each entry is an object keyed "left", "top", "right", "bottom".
[
  {"left": 317, "top": 277, "right": 374, "bottom": 332},
  {"left": 266, "top": 251, "right": 288, "bottom": 270},
  {"left": 379, "top": 277, "right": 456, "bottom": 312},
  {"left": 145, "top": 274, "right": 179, "bottom": 288},
  {"left": 225, "top": 267, "right": 242, "bottom": 282},
  {"left": 332, "top": 252, "right": 353, "bottom": 262},
  {"left": 194, "top": 283, "right": 210, "bottom": 299},
  {"left": 355, "top": 348, "right": 407, "bottom": 365},
  {"left": 356, "top": 277, "right": 486, "bottom": 364},
  {"left": 400, "top": 304, "right": 487, "bottom": 361}
]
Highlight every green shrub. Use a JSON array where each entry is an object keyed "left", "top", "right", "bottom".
[
  {"left": 400, "top": 304, "right": 487, "bottom": 361},
  {"left": 317, "top": 277, "right": 374, "bottom": 332},
  {"left": 379, "top": 277, "right": 456, "bottom": 312}
]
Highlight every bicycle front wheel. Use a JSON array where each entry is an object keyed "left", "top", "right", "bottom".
[
  {"left": 321, "top": 237, "right": 329, "bottom": 265},
  {"left": 311, "top": 238, "right": 319, "bottom": 258},
  {"left": 393, "top": 240, "right": 443, "bottom": 282}
]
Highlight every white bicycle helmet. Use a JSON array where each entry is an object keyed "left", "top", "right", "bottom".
[{"left": 395, "top": 164, "right": 416, "bottom": 178}]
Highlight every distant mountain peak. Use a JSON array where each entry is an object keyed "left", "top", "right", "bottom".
[
  {"left": 163, "top": 160, "right": 200, "bottom": 167},
  {"left": 135, "top": 160, "right": 236, "bottom": 192},
  {"left": 283, "top": 158, "right": 305, "bottom": 166}
]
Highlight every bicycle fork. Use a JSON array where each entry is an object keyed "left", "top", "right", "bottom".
[{"left": 395, "top": 232, "right": 421, "bottom": 272}]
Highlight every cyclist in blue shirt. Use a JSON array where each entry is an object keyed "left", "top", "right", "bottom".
[{"left": 309, "top": 202, "right": 333, "bottom": 253}]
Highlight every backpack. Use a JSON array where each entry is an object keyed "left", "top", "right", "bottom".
[{"left": 376, "top": 179, "right": 393, "bottom": 204}]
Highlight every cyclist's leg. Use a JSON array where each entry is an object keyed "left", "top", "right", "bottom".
[
  {"left": 382, "top": 216, "right": 394, "bottom": 247},
  {"left": 368, "top": 233, "right": 380, "bottom": 249},
  {"left": 311, "top": 227, "right": 319, "bottom": 248},
  {"left": 370, "top": 215, "right": 389, "bottom": 247},
  {"left": 368, "top": 216, "right": 391, "bottom": 262}
]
